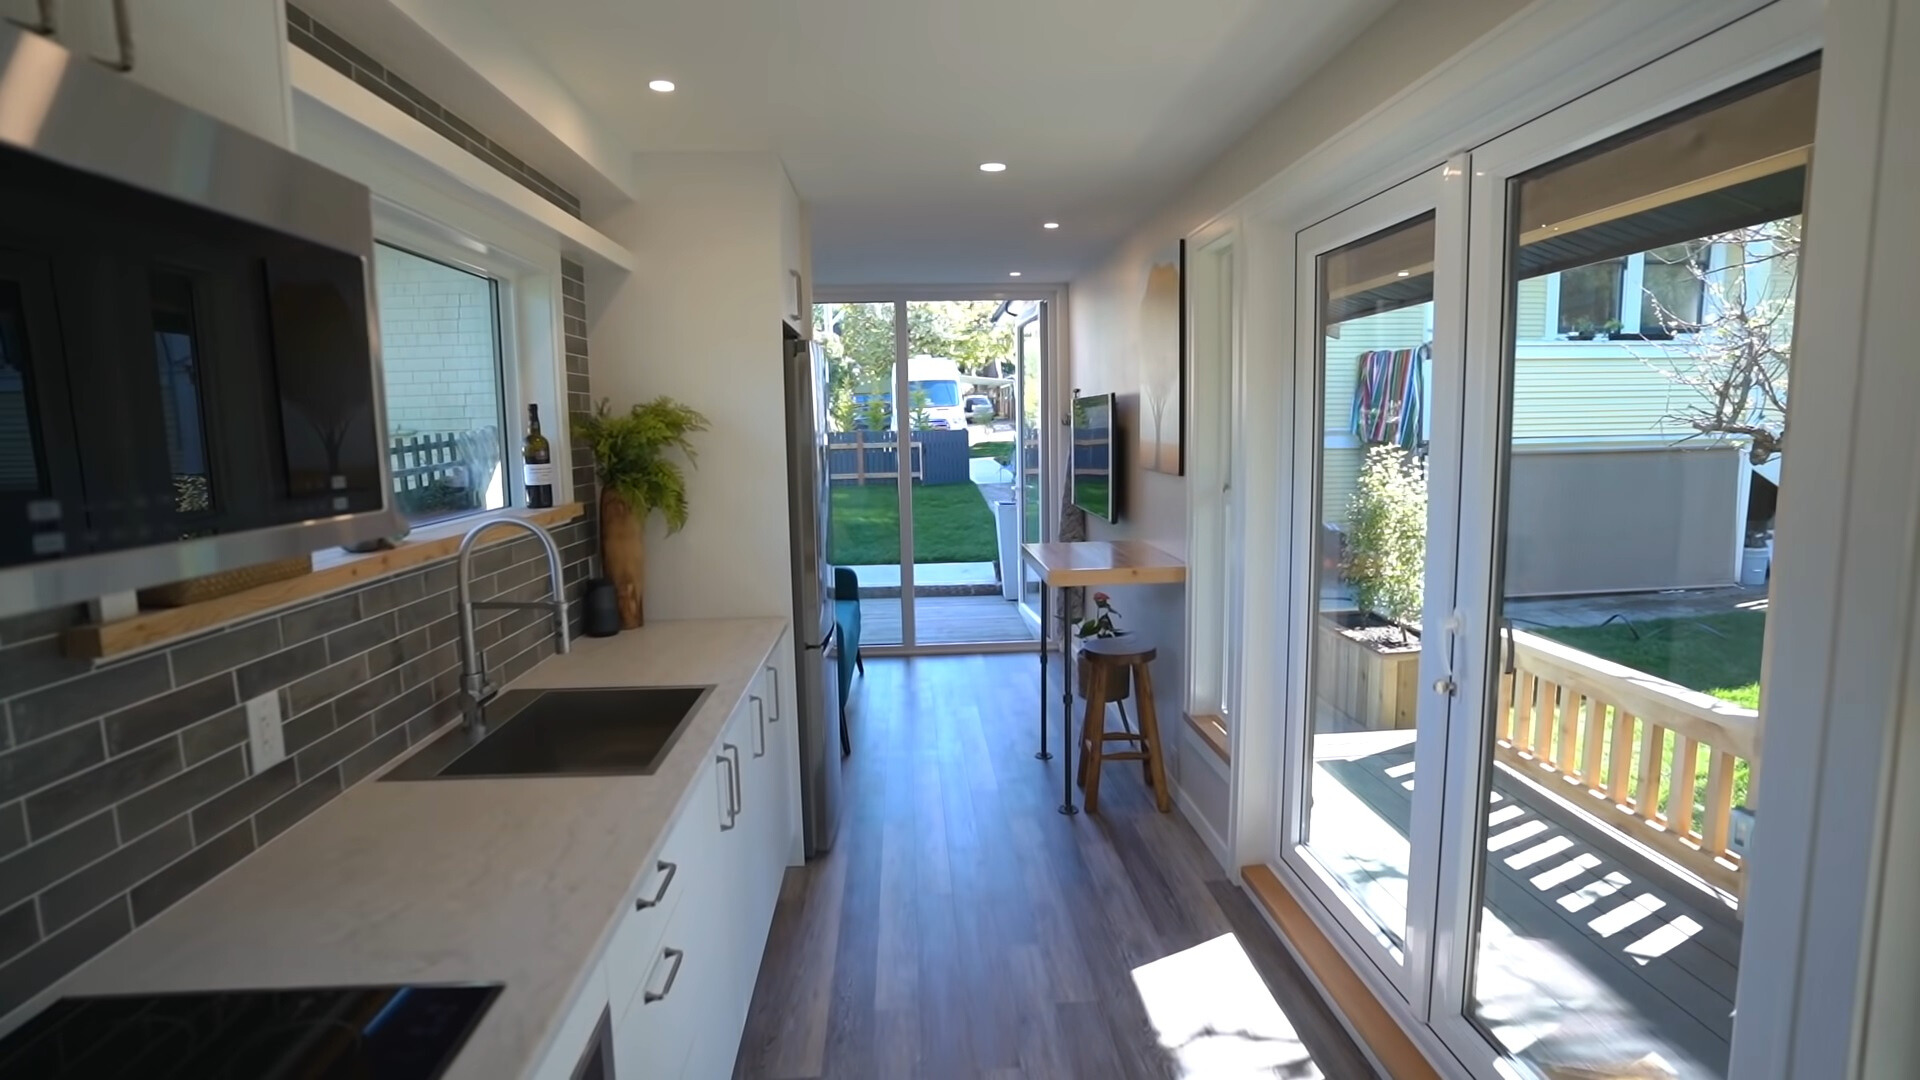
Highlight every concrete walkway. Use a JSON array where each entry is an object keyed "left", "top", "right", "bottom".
[{"left": 843, "top": 562, "right": 999, "bottom": 588}]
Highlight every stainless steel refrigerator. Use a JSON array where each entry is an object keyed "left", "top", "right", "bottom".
[{"left": 784, "top": 334, "right": 845, "bottom": 856}]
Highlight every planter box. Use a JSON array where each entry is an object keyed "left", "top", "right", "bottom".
[{"left": 1316, "top": 613, "right": 1420, "bottom": 730}]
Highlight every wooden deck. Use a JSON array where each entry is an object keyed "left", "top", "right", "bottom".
[
  {"left": 1308, "top": 729, "right": 1738, "bottom": 1079},
  {"left": 860, "top": 595, "right": 1038, "bottom": 646}
]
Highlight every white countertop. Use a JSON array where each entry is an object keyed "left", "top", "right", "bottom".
[{"left": 36, "top": 617, "right": 790, "bottom": 1080}]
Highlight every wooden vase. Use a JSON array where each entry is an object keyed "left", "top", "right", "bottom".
[{"left": 601, "top": 489, "right": 645, "bottom": 630}]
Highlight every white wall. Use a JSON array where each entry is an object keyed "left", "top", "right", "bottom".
[
  {"left": 1068, "top": 0, "right": 1531, "bottom": 843},
  {"left": 589, "top": 153, "right": 807, "bottom": 620}
]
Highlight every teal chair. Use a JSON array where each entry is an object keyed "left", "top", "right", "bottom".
[{"left": 833, "top": 566, "right": 863, "bottom": 756}]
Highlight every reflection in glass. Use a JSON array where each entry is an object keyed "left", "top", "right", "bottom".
[
  {"left": 905, "top": 299, "right": 1033, "bottom": 644},
  {"left": 0, "top": 283, "right": 42, "bottom": 493},
  {"left": 1302, "top": 212, "right": 1437, "bottom": 952},
  {"left": 1466, "top": 62, "right": 1814, "bottom": 1079},
  {"left": 150, "top": 272, "right": 212, "bottom": 515},
  {"left": 1020, "top": 314, "right": 1043, "bottom": 614},
  {"left": 816, "top": 302, "right": 904, "bottom": 645},
  {"left": 374, "top": 244, "right": 507, "bottom": 524}
]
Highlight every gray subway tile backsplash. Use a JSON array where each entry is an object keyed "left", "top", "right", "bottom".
[
  {"left": 0, "top": 902, "right": 36, "bottom": 969},
  {"left": 25, "top": 738, "right": 183, "bottom": 839},
  {"left": 0, "top": 512, "right": 598, "bottom": 1019},
  {"left": 101, "top": 676, "right": 237, "bottom": 758},
  {"left": 36, "top": 818, "right": 192, "bottom": 934},
  {"left": 9, "top": 655, "right": 170, "bottom": 744},
  {"left": 0, "top": 813, "right": 115, "bottom": 913}
]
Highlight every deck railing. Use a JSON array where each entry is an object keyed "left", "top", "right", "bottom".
[{"left": 1498, "top": 628, "right": 1759, "bottom": 898}]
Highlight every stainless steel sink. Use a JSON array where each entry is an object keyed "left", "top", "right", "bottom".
[{"left": 382, "top": 686, "right": 714, "bottom": 781}]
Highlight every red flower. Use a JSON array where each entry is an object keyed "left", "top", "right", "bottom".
[{"left": 1093, "top": 591, "right": 1111, "bottom": 605}]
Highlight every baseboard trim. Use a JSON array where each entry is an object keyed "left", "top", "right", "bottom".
[{"left": 1241, "top": 864, "right": 1444, "bottom": 1080}]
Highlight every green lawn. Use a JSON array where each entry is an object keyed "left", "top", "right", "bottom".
[
  {"left": 829, "top": 483, "right": 998, "bottom": 565},
  {"left": 1534, "top": 611, "right": 1764, "bottom": 709},
  {"left": 969, "top": 440, "right": 1014, "bottom": 459},
  {"left": 1531, "top": 610, "right": 1765, "bottom": 824}
]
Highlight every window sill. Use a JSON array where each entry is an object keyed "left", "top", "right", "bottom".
[
  {"left": 63, "top": 503, "right": 586, "bottom": 661},
  {"left": 1185, "top": 711, "right": 1230, "bottom": 764}
]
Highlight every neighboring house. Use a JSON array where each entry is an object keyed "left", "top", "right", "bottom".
[{"left": 1324, "top": 233, "right": 1799, "bottom": 596}]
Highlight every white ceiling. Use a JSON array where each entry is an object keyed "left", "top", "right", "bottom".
[{"left": 459, "top": 0, "right": 1394, "bottom": 285}]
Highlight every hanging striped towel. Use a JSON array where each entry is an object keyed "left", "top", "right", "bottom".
[{"left": 1348, "top": 345, "right": 1427, "bottom": 449}]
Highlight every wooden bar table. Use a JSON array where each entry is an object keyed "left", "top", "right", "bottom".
[{"left": 1020, "top": 540, "right": 1187, "bottom": 814}]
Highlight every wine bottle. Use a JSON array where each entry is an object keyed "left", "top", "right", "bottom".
[{"left": 522, "top": 404, "right": 554, "bottom": 508}]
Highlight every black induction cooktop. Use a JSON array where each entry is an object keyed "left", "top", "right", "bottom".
[{"left": 0, "top": 983, "right": 501, "bottom": 1080}]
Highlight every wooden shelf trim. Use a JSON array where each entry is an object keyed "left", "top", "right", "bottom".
[
  {"left": 64, "top": 504, "right": 586, "bottom": 661},
  {"left": 1184, "top": 712, "right": 1230, "bottom": 763},
  {"left": 1241, "top": 864, "right": 1443, "bottom": 1080}
]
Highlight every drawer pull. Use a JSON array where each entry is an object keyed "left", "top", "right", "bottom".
[
  {"left": 643, "top": 947, "right": 685, "bottom": 1004},
  {"left": 751, "top": 695, "right": 767, "bottom": 758},
  {"left": 635, "top": 860, "right": 678, "bottom": 910}
]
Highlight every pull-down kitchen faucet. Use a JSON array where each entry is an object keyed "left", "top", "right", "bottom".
[{"left": 455, "top": 518, "right": 570, "bottom": 732}]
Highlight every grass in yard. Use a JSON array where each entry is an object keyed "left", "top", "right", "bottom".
[
  {"left": 969, "top": 440, "right": 1014, "bottom": 459},
  {"left": 1524, "top": 610, "right": 1766, "bottom": 828},
  {"left": 828, "top": 482, "right": 998, "bottom": 565},
  {"left": 1533, "top": 611, "right": 1764, "bottom": 709}
]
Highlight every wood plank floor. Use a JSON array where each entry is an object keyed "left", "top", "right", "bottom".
[{"left": 733, "top": 654, "right": 1376, "bottom": 1080}]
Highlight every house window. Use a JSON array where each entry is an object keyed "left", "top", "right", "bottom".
[
  {"left": 373, "top": 243, "right": 511, "bottom": 523},
  {"left": 1555, "top": 257, "right": 1626, "bottom": 334},
  {"left": 1639, "top": 242, "right": 1708, "bottom": 330}
]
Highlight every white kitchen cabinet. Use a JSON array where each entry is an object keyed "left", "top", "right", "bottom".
[{"left": 613, "top": 669, "right": 793, "bottom": 1080}]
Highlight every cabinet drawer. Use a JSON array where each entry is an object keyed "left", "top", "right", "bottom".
[{"left": 605, "top": 762, "right": 715, "bottom": 1021}]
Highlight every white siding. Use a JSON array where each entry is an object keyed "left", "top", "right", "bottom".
[
  {"left": 1510, "top": 345, "right": 1718, "bottom": 441},
  {"left": 1515, "top": 276, "right": 1551, "bottom": 339}
]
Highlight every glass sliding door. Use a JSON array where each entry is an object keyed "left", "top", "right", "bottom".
[
  {"left": 1447, "top": 59, "right": 1816, "bottom": 1079},
  {"left": 1017, "top": 304, "right": 1047, "bottom": 626},
  {"left": 814, "top": 301, "right": 904, "bottom": 645},
  {"left": 1285, "top": 165, "right": 1465, "bottom": 1001},
  {"left": 815, "top": 298, "right": 1045, "bottom": 650},
  {"left": 904, "top": 300, "right": 1037, "bottom": 645}
]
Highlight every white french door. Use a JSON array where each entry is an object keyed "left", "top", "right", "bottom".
[
  {"left": 1267, "top": 6, "right": 1830, "bottom": 1079},
  {"left": 1278, "top": 160, "right": 1470, "bottom": 1014}
]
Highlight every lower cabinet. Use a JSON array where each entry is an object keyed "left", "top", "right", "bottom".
[{"left": 607, "top": 666, "right": 794, "bottom": 1079}]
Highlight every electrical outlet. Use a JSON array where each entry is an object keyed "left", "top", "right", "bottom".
[
  {"left": 1729, "top": 805, "right": 1756, "bottom": 857},
  {"left": 246, "top": 693, "right": 285, "bottom": 774}
]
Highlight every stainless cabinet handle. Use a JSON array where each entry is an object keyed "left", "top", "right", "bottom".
[
  {"left": 635, "top": 860, "right": 677, "bottom": 910},
  {"left": 765, "top": 665, "right": 780, "bottom": 721},
  {"left": 726, "top": 743, "right": 744, "bottom": 817},
  {"left": 751, "top": 695, "right": 767, "bottom": 758},
  {"left": 717, "top": 751, "right": 738, "bottom": 831},
  {"left": 642, "top": 947, "right": 685, "bottom": 1004}
]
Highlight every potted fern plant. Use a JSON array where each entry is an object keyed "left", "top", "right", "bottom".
[{"left": 573, "top": 397, "right": 710, "bottom": 629}]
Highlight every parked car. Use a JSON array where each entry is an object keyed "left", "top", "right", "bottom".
[{"left": 965, "top": 395, "right": 995, "bottom": 423}]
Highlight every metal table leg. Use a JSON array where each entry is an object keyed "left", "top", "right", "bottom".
[
  {"left": 1036, "top": 578, "right": 1052, "bottom": 761},
  {"left": 1058, "top": 584, "right": 1078, "bottom": 816}
]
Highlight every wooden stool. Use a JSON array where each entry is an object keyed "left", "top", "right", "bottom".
[{"left": 1075, "top": 636, "right": 1171, "bottom": 814}]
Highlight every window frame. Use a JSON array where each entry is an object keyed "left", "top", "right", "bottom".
[
  {"left": 367, "top": 198, "right": 571, "bottom": 518},
  {"left": 371, "top": 238, "right": 515, "bottom": 524}
]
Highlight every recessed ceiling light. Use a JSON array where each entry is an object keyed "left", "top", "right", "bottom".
[
  {"left": 1043, "top": 222, "right": 1060, "bottom": 230},
  {"left": 1008, "top": 271, "right": 1022, "bottom": 277},
  {"left": 1396, "top": 271, "right": 1410, "bottom": 277},
  {"left": 979, "top": 162, "right": 1007, "bottom": 173},
  {"left": 649, "top": 79, "right": 676, "bottom": 93}
]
